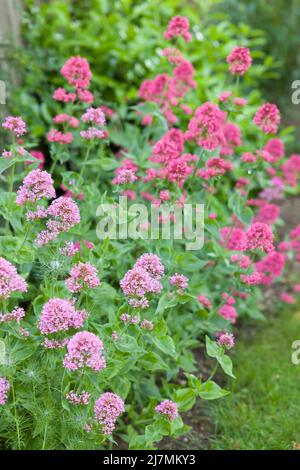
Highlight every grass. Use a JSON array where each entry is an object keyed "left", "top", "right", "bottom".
[{"left": 207, "top": 308, "right": 300, "bottom": 449}]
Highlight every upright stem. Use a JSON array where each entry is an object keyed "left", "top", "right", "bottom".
[
  {"left": 80, "top": 145, "right": 91, "bottom": 179},
  {"left": 42, "top": 423, "right": 48, "bottom": 450},
  {"left": 11, "top": 381, "right": 21, "bottom": 450},
  {"left": 9, "top": 163, "right": 15, "bottom": 194},
  {"left": 208, "top": 362, "right": 219, "bottom": 381},
  {"left": 50, "top": 158, "right": 57, "bottom": 174},
  {"left": 17, "top": 225, "right": 30, "bottom": 255}
]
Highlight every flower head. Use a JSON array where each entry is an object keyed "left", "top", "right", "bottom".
[
  {"left": 245, "top": 222, "right": 274, "bottom": 253},
  {"left": 65, "top": 262, "right": 100, "bottom": 293},
  {"left": 253, "top": 103, "right": 280, "bottom": 134},
  {"left": 169, "top": 273, "right": 189, "bottom": 291},
  {"left": 227, "top": 47, "right": 252, "bottom": 75},
  {"left": 217, "top": 332, "right": 235, "bottom": 349},
  {"left": 0, "top": 257, "right": 27, "bottom": 299},
  {"left": 155, "top": 400, "right": 178, "bottom": 420},
  {"left": 38, "top": 298, "right": 87, "bottom": 335},
  {"left": 0, "top": 378, "right": 10, "bottom": 405},
  {"left": 63, "top": 331, "right": 106, "bottom": 371},
  {"left": 134, "top": 253, "right": 165, "bottom": 280},
  {"left": 81, "top": 107, "right": 106, "bottom": 126},
  {"left": 16, "top": 169, "right": 56, "bottom": 205},
  {"left": 94, "top": 392, "right": 125, "bottom": 435},
  {"left": 164, "top": 16, "right": 192, "bottom": 42},
  {"left": 2, "top": 116, "right": 26, "bottom": 137},
  {"left": 185, "top": 102, "right": 226, "bottom": 151},
  {"left": 61, "top": 56, "right": 92, "bottom": 89}
]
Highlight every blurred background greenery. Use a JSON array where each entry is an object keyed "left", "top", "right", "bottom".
[{"left": 1, "top": 0, "right": 299, "bottom": 146}]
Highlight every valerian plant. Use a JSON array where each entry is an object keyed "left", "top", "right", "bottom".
[{"left": 0, "top": 15, "right": 300, "bottom": 451}]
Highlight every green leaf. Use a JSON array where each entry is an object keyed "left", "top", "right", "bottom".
[
  {"left": 172, "top": 388, "right": 196, "bottom": 411},
  {"left": 152, "top": 335, "right": 177, "bottom": 358},
  {"left": 206, "top": 336, "right": 235, "bottom": 378},
  {"left": 197, "top": 380, "right": 230, "bottom": 400}
]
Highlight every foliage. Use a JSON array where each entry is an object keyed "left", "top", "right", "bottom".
[{"left": 3, "top": 0, "right": 276, "bottom": 140}]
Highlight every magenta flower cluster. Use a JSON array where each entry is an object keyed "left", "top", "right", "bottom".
[
  {"left": 38, "top": 298, "right": 87, "bottom": 335},
  {"left": 120, "top": 253, "right": 164, "bottom": 308},
  {"left": 155, "top": 400, "right": 178, "bottom": 420},
  {"left": 0, "top": 257, "right": 27, "bottom": 299},
  {"left": 0, "top": 378, "right": 10, "bottom": 406},
  {"left": 63, "top": 331, "right": 106, "bottom": 371},
  {"left": 94, "top": 392, "right": 125, "bottom": 435},
  {"left": 16, "top": 169, "right": 56, "bottom": 205},
  {"left": 65, "top": 262, "right": 100, "bottom": 293}
]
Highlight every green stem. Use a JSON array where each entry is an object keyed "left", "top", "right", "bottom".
[
  {"left": 11, "top": 381, "right": 21, "bottom": 450},
  {"left": 17, "top": 225, "right": 30, "bottom": 254},
  {"left": 50, "top": 157, "right": 58, "bottom": 174},
  {"left": 80, "top": 145, "right": 91, "bottom": 179},
  {"left": 42, "top": 423, "right": 48, "bottom": 450},
  {"left": 9, "top": 163, "right": 15, "bottom": 194},
  {"left": 208, "top": 362, "right": 219, "bottom": 381}
]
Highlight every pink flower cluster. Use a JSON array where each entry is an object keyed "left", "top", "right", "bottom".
[
  {"left": 240, "top": 271, "right": 262, "bottom": 286},
  {"left": 36, "top": 197, "right": 80, "bottom": 246},
  {"left": 164, "top": 16, "right": 192, "bottom": 42},
  {"left": 2, "top": 116, "right": 27, "bottom": 137},
  {"left": 220, "top": 122, "right": 242, "bottom": 156},
  {"left": 0, "top": 257, "right": 27, "bottom": 299},
  {"left": 253, "top": 103, "right": 281, "bottom": 134},
  {"left": 38, "top": 298, "right": 87, "bottom": 335},
  {"left": 16, "top": 169, "right": 56, "bottom": 205},
  {"left": 120, "top": 253, "right": 164, "bottom": 308},
  {"left": 264, "top": 138, "right": 285, "bottom": 161},
  {"left": 80, "top": 107, "right": 107, "bottom": 141},
  {"left": 169, "top": 273, "right": 189, "bottom": 291},
  {"left": 63, "top": 331, "right": 106, "bottom": 371},
  {"left": 197, "top": 294, "right": 212, "bottom": 309},
  {"left": 245, "top": 222, "right": 274, "bottom": 253},
  {"left": 140, "top": 319, "right": 154, "bottom": 331},
  {"left": 47, "top": 128, "right": 74, "bottom": 145},
  {"left": 255, "top": 251, "right": 285, "bottom": 285},
  {"left": 66, "top": 390, "right": 90, "bottom": 406},
  {"left": 53, "top": 113, "right": 79, "bottom": 128},
  {"left": 218, "top": 305, "right": 238, "bottom": 324},
  {"left": 217, "top": 332, "right": 235, "bottom": 349},
  {"left": 138, "top": 47, "right": 195, "bottom": 125},
  {"left": 226, "top": 47, "right": 252, "bottom": 76},
  {"left": 198, "top": 157, "right": 233, "bottom": 179},
  {"left": 27, "top": 150, "right": 45, "bottom": 169},
  {"left": 185, "top": 102, "right": 227, "bottom": 151},
  {"left": 43, "top": 338, "right": 69, "bottom": 349},
  {"left": 94, "top": 392, "right": 125, "bottom": 435},
  {"left": 0, "top": 307, "right": 25, "bottom": 323},
  {"left": 281, "top": 154, "right": 300, "bottom": 187},
  {"left": 65, "top": 262, "right": 100, "bottom": 293},
  {"left": 155, "top": 400, "right": 178, "bottom": 420},
  {"left": 81, "top": 107, "right": 106, "bottom": 126},
  {"left": 254, "top": 203, "right": 280, "bottom": 225},
  {"left": 61, "top": 56, "right": 92, "bottom": 89},
  {"left": 113, "top": 168, "right": 138, "bottom": 185},
  {"left": 0, "top": 378, "right": 10, "bottom": 405},
  {"left": 231, "top": 253, "right": 251, "bottom": 269},
  {"left": 220, "top": 227, "right": 246, "bottom": 251}
]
